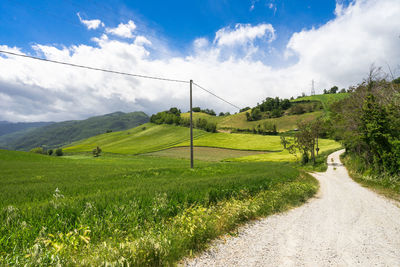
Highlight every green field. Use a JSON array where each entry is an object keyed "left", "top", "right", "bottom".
[
  {"left": 65, "top": 123, "right": 341, "bottom": 162},
  {"left": 176, "top": 132, "right": 283, "bottom": 151},
  {"left": 227, "top": 138, "right": 341, "bottom": 162},
  {"left": 146, "top": 147, "right": 268, "bottom": 161},
  {"left": 292, "top": 93, "right": 349, "bottom": 111},
  {"left": 64, "top": 123, "right": 210, "bottom": 154},
  {"left": 218, "top": 111, "right": 323, "bottom": 132},
  {"left": 0, "top": 149, "right": 318, "bottom": 265},
  {"left": 182, "top": 110, "right": 323, "bottom": 132}
]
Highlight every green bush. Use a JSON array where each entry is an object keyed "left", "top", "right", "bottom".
[
  {"left": 47, "top": 149, "right": 54, "bottom": 156},
  {"left": 55, "top": 148, "right": 63, "bottom": 156}
]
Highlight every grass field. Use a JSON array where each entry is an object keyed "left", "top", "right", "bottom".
[
  {"left": 176, "top": 132, "right": 283, "bottom": 151},
  {"left": 292, "top": 93, "right": 349, "bottom": 111},
  {"left": 182, "top": 110, "right": 323, "bottom": 132},
  {"left": 218, "top": 111, "right": 323, "bottom": 132},
  {"left": 227, "top": 139, "right": 342, "bottom": 162},
  {"left": 65, "top": 123, "right": 341, "bottom": 162},
  {"left": 0, "top": 149, "right": 318, "bottom": 265},
  {"left": 64, "top": 123, "right": 210, "bottom": 154}
]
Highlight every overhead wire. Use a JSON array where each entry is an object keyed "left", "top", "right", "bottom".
[
  {"left": 0, "top": 50, "right": 241, "bottom": 110},
  {"left": 192, "top": 82, "right": 241, "bottom": 110},
  {"left": 0, "top": 50, "right": 189, "bottom": 84}
]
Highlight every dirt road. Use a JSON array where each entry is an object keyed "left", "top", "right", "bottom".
[{"left": 186, "top": 150, "right": 400, "bottom": 266}]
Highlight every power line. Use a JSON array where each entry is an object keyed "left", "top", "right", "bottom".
[
  {"left": 0, "top": 50, "right": 241, "bottom": 110},
  {"left": 192, "top": 82, "right": 241, "bottom": 110},
  {"left": 0, "top": 50, "right": 189, "bottom": 84}
]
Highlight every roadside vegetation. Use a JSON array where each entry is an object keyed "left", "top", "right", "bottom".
[
  {"left": 330, "top": 68, "right": 400, "bottom": 197},
  {"left": 0, "top": 149, "right": 317, "bottom": 265}
]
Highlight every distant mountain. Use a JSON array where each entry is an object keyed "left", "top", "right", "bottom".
[
  {"left": 0, "top": 111, "right": 149, "bottom": 151},
  {"left": 0, "top": 121, "right": 54, "bottom": 137}
]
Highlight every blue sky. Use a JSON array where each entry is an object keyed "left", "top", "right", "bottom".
[
  {"left": 1, "top": 0, "right": 342, "bottom": 64},
  {"left": 0, "top": 0, "right": 399, "bottom": 122}
]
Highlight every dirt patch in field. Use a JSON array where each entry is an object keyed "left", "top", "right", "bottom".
[{"left": 144, "top": 147, "right": 268, "bottom": 161}]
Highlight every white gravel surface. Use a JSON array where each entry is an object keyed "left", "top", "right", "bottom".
[{"left": 185, "top": 150, "right": 400, "bottom": 266}]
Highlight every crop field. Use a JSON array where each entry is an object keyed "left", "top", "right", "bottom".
[
  {"left": 0, "top": 149, "right": 318, "bottom": 265},
  {"left": 217, "top": 111, "right": 323, "bottom": 132},
  {"left": 227, "top": 138, "right": 341, "bottom": 162},
  {"left": 64, "top": 123, "right": 210, "bottom": 154},
  {"left": 182, "top": 110, "right": 323, "bottom": 132},
  {"left": 145, "top": 146, "right": 268, "bottom": 161},
  {"left": 176, "top": 132, "right": 283, "bottom": 151}
]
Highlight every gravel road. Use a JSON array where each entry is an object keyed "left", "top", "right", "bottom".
[{"left": 186, "top": 150, "right": 400, "bottom": 266}]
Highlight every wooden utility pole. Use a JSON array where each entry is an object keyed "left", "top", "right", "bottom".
[{"left": 190, "top": 80, "right": 194, "bottom": 168}]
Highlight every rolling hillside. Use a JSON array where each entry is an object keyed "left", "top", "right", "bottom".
[
  {"left": 292, "top": 93, "right": 349, "bottom": 111},
  {"left": 64, "top": 123, "right": 210, "bottom": 154},
  {"left": 65, "top": 122, "right": 341, "bottom": 162},
  {"left": 181, "top": 110, "right": 323, "bottom": 132},
  {"left": 2, "top": 111, "right": 149, "bottom": 151}
]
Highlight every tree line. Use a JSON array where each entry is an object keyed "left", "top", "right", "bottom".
[{"left": 150, "top": 108, "right": 217, "bottom": 133}]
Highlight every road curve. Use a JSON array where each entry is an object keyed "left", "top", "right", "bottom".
[{"left": 186, "top": 150, "right": 400, "bottom": 266}]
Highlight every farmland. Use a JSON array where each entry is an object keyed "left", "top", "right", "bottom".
[
  {"left": 0, "top": 149, "right": 318, "bottom": 265},
  {"left": 2, "top": 94, "right": 342, "bottom": 265},
  {"left": 181, "top": 110, "right": 323, "bottom": 132},
  {"left": 64, "top": 123, "right": 210, "bottom": 154}
]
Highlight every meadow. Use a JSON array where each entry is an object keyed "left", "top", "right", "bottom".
[
  {"left": 64, "top": 123, "right": 210, "bottom": 154},
  {"left": 181, "top": 110, "right": 323, "bottom": 132},
  {"left": 0, "top": 149, "right": 318, "bottom": 265}
]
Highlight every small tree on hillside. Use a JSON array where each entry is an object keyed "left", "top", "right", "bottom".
[
  {"left": 92, "top": 146, "right": 102, "bottom": 157},
  {"left": 55, "top": 148, "right": 63, "bottom": 156}
]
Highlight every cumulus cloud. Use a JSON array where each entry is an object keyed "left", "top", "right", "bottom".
[
  {"left": 106, "top": 21, "right": 137, "bottom": 38},
  {"left": 0, "top": 0, "right": 399, "bottom": 122},
  {"left": 214, "top": 23, "right": 276, "bottom": 46},
  {"left": 77, "top": 13, "right": 104, "bottom": 30}
]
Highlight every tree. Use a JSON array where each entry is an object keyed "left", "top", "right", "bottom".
[
  {"left": 340, "top": 88, "right": 346, "bottom": 93},
  {"left": 329, "top": 86, "right": 339, "bottom": 94},
  {"left": 47, "top": 149, "right": 53, "bottom": 156},
  {"left": 55, "top": 148, "right": 63, "bottom": 156},
  {"left": 240, "top": 107, "right": 251, "bottom": 112},
  {"left": 92, "top": 146, "right": 102, "bottom": 157}
]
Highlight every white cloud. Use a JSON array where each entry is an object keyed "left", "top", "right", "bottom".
[
  {"left": 214, "top": 23, "right": 276, "bottom": 46},
  {"left": 77, "top": 13, "right": 104, "bottom": 30},
  {"left": 0, "top": 0, "right": 399, "bottom": 122},
  {"left": 106, "top": 21, "right": 137, "bottom": 38}
]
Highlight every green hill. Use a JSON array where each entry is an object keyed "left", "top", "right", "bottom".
[
  {"left": 292, "top": 93, "right": 349, "bottom": 111},
  {"left": 65, "top": 123, "right": 341, "bottom": 162},
  {"left": 3, "top": 111, "right": 149, "bottom": 151},
  {"left": 64, "top": 123, "right": 210, "bottom": 154},
  {"left": 181, "top": 109, "right": 323, "bottom": 133}
]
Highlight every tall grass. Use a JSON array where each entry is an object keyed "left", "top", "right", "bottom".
[{"left": 0, "top": 149, "right": 317, "bottom": 265}]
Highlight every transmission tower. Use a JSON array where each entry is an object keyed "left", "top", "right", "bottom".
[{"left": 311, "top": 79, "right": 315, "bottom": 95}]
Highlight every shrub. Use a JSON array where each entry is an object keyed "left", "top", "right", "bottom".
[
  {"left": 47, "top": 149, "right": 54, "bottom": 156},
  {"left": 55, "top": 148, "right": 63, "bottom": 156},
  {"left": 92, "top": 146, "right": 102, "bottom": 157}
]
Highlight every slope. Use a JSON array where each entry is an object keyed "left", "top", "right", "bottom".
[
  {"left": 64, "top": 123, "right": 210, "bottom": 154},
  {"left": 292, "top": 93, "right": 349, "bottom": 111}
]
